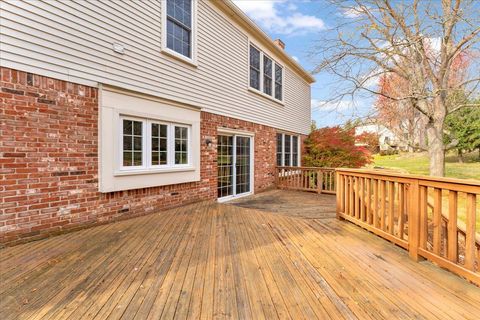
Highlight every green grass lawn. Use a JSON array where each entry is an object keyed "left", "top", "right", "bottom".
[
  {"left": 367, "top": 151, "right": 480, "bottom": 230},
  {"left": 369, "top": 151, "right": 480, "bottom": 180}
]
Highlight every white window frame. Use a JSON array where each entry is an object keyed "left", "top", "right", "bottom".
[
  {"left": 149, "top": 120, "right": 170, "bottom": 169},
  {"left": 161, "top": 0, "right": 198, "bottom": 66},
  {"left": 248, "top": 42, "right": 284, "bottom": 104},
  {"left": 277, "top": 133, "right": 300, "bottom": 167},
  {"left": 118, "top": 115, "right": 192, "bottom": 173}
]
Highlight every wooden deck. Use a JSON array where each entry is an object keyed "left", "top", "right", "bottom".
[{"left": 1, "top": 191, "right": 480, "bottom": 319}]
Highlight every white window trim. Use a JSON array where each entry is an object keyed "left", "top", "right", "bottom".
[
  {"left": 248, "top": 42, "right": 285, "bottom": 105},
  {"left": 117, "top": 115, "right": 192, "bottom": 175},
  {"left": 277, "top": 133, "right": 300, "bottom": 167},
  {"left": 160, "top": 0, "right": 198, "bottom": 66}
]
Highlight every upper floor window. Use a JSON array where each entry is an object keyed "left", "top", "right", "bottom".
[
  {"left": 249, "top": 44, "right": 283, "bottom": 102},
  {"left": 263, "top": 56, "right": 273, "bottom": 96},
  {"left": 275, "top": 65, "right": 283, "bottom": 101},
  {"left": 162, "top": 0, "right": 196, "bottom": 64},
  {"left": 120, "top": 115, "right": 191, "bottom": 171},
  {"left": 276, "top": 133, "right": 300, "bottom": 167},
  {"left": 250, "top": 46, "right": 261, "bottom": 90}
]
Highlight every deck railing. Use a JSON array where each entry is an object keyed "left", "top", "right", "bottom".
[
  {"left": 336, "top": 168, "right": 480, "bottom": 286},
  {"left": 276, "top": 167, "right": 336, "bottom": 194}
]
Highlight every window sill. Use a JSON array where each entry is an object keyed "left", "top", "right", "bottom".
[
  {"left": 114, "top": 165, "right": 195, "bottom": 177},
  {"left": 248, "top": 87, "right": 284, "bottom": 106},
  {"left": 161, "top": 48, "right": 198, "bottom": 67}
]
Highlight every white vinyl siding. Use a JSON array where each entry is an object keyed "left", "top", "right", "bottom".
[{"left": 0, "top": 0, "right": 311, "bottom": 134}]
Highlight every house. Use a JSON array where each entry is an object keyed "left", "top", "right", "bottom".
[{"left": 0, "top": 0, "right": 314, "bottom": 244}]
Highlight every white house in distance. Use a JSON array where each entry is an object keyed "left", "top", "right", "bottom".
[
  {"left": 355, "top": 123, "right": 405, "bottom": 152},
  {"left": 0, "top": 0, "right": 314, "bottom": 244}
]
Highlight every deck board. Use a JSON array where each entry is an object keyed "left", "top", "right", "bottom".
[{"left": 1, "top": 191, "right": 480, "bottom": 320}]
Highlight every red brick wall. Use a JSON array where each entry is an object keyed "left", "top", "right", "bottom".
[{"left": 0, "top": 68, "right": 278, "bottom": 246}]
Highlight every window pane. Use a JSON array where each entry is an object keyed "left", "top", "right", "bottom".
[
  {"left": 249, "top": 46, "right": 261, "bottom": 90},
  {"left": 167, "top": 0, "right": 191, "bottom": 27},
  {"left": 166, "top": 0, "right": 192, "bottom": 58},
  {"left": 123, "top": 120, "right": 132, "bottom": 134},
  {"left": 276, "top": 134, "right": 283, "bottom": 166},
  {"left": 292, "top": 136, "right": 298, "bottom": 166},
  {"left": 250, "top": 69, "right": 260, "bottom": 90},
  {"left": 122, "top": 119, "right": 143, "bottom": 167},
  {"left": 175, "top": 126, "right": 188, "bottom": 164},
  {"left": 151, "top": 123, "right": 168, "bottom": 166},
  {"left": 275, "top": 64, "right": 283, "bottom": 100},
  {"left": 284, "top": 135, "right": 291, "bottom": 166},
  {"left": 263, "top": 56, "right": 273, "bottom": 96}
]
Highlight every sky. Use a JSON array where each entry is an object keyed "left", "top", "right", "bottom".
[{"left": 232, "top": 0, "right": 374, "bottom": 127}]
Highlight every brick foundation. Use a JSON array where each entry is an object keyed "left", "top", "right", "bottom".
[{"left": 0, "top": 68, "right": 282, "bottom": 246}]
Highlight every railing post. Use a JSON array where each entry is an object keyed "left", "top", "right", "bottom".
[
  {"left": 336, "top": 171, "right": 343, "bottom": 220},
  {"left": 408, "top": 178, "right": 421, "bottom": 261},
  {"left": 317, "top": 170, "right": 323, "bottom": 194},
  {"left": 275, "top": 167, "right": 279, "bottom": 189}
]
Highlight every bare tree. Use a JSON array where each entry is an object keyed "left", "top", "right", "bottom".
[{"left": 313, "top": 0, "right": 480, "bottom": 176}]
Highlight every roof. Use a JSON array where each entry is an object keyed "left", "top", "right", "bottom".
[{"left": 212, "top": 0, "right": 316, "bottom": 84}]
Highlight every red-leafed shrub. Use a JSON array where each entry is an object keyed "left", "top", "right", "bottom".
[
  {"left": 303, "top": 126, "right": 372, "bottom": 168},
  {"left": 356, "top": 131, "right": 380, "bottom": 154}
]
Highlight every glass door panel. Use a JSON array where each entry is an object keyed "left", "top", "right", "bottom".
[
  {"left": 235, "top": 136, "right": 251, "bottom": 195},
  {"left": 217, "top": 135, "right": 252, "bottom": 199},
  {"left": 217, "top": 135, "right": 233, "bottom": 198}
]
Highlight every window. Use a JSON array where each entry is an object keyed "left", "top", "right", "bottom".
[
  {"left": 166, "top": 0, "right": 192, "bottom": 57},
  {"left": 120, "top": 116, "right": 190, "bottom": 171},
  {"left": 263, "top": 56, "right": 273, "bottom": 96},
  {"left": 250, "top": 46, "right": 261, "bottom": 90},
  {"left": 123, "top": 119, "right": 144, "bottom": 167},
  {"left": 151, "top": 123, "right": 168, "bottom": 166},
  {"left": 275, "top": 64, "right": 283, "bottom": 101},
  {"left": 276, "top": 133, "right": 300, "bottom": 167},
  {"left": 276, "top": 134, "right": 283, "bottom": 166},
  {"left": 175, "top": 126, "right": 189, "bottom": 164},
  {"left": 249, "top": 44, "right": 283, "bottom": 101},
  {"left": 284, "top": 135, "right": 291, "bottom": 166},
  {"left": 292, "top": 136, "right": 298, "bottom": 166}
]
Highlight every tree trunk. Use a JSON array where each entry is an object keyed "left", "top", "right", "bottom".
[
  {"left": 426, "top": 122, "right": 445, "bottom": 177},
  {"left": 457, "top": 149, "right": 464, "bottom": 163}
]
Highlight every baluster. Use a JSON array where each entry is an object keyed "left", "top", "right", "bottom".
[
  {"left": 419, "top": 186, "right": 428, "bottom": 249},
  {"left": 354, "top": 177, "right": 360, "bottom": 219},
  {"left": 380, "top": 180, "right": 386, "bottom": 231},
  {"left": 433, "top": 188, "right": 442, "bottom": 255},
  {"left": 447, "top": 191, "right": 458, "bottom": 263},
  {"left": 398, "top": 183, "right": 405, "bottom": 239},
  {"left": 465, "top": 193, "right": 476, "bottom": 270},
  {"left": 349, "top": 176, "right": 354, "bottom": 216},
  {"left": 360, "top": 177, "right": 365, "bottom": 221},
  {"left": 388, "top": 181, "right": 395, "bottom": 235},
  {"left": 366, "top": 178, "right": 372, "bottom": 224},
  {"left": 373, "top": 179, "right": 379, "bottom": 228}
]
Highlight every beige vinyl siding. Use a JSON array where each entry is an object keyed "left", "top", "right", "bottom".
[{"left": 0, "top": 0, "right": 312, "bottom": 134}]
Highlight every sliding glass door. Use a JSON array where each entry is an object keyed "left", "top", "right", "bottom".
[{"left": 217, "top": 135, "right": 252, "bottom": 200}]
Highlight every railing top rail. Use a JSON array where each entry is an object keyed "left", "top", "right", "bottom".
[
  {"left": 276, "top": 166, "right": 336, "bottom": 170},
  {"left": 336, "top": 168, "right": 480, "bottom": 188}
]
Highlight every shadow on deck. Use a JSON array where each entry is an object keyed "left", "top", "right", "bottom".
[{"left": 1, "top": 190, "right": 480, "bottom": 319}]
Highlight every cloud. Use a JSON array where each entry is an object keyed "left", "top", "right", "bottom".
[
  {"left": 341, "top": 5, "right": 370, "bottom": 18},
  {"left": 292, "top": 55, "right": 299, "bottom": 62},
  {"left": 232, "top": 0, "right": 325, "bottom": 35},
  {"left": 311, "top": 99, "right": 354, "bottom": 111}
]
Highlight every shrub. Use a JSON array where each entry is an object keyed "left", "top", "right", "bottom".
[{"left": 303, "top": 126, "right": 372, "bottom": 168}]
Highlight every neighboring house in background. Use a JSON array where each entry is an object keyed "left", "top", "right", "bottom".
[
  {"left": 355, "top": 124, "right": 406, "bottom": 152},
  {"left": 0, "top": 0, "right": 314, "bottom": 244}
]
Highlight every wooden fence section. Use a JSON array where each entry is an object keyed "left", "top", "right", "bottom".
[
  {"left": 336, "top": 168, "right": 480, "bottom": 286},
  {"left": 276, "top": 167, "right": 336, "bottom": 194}
]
